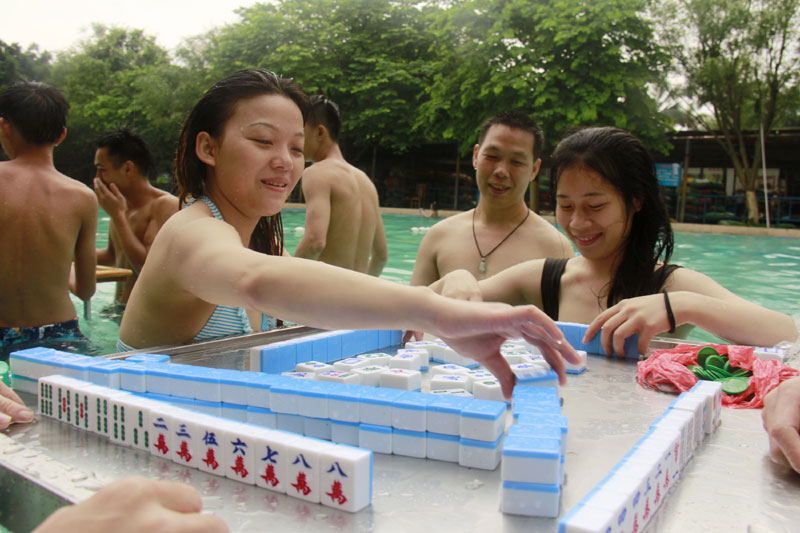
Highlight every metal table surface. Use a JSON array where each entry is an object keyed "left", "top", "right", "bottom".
[{"left": 2, "top": 330, "right": 800, "bottom": 532}]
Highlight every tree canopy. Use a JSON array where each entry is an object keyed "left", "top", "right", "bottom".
[
  {"left": 659, "top": 0, "right": 800, "bottom": 221},
  {"left": 9, "top": 0, "right": 791, "bottom": 190}
]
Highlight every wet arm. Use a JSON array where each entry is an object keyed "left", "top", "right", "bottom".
[
  {"left": 71, "top": 195, "right": 98, "bottom": 301},
  {"left": 367, "top": 216, "right": 388, "bottom": 277},
  {"left": 294, "top": 172, "right": 331, "bottom": 260}
]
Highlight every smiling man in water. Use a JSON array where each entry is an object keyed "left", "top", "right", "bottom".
[{"left": 411, "top": 112, "right": 573, "bottom": 287}]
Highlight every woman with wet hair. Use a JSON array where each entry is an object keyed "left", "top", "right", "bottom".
[
  {"left": 435, "top": 127, "right": 797, "bottom": 355},
  {"left": 118, "top": 69, "right": 579, "bottom": 397}
]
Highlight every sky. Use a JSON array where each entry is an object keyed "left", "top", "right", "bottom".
[{"left": 1, "top": 0, "right": 262, "bottom": 54}]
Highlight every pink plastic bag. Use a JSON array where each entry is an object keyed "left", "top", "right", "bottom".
[{"left": 636, "top": 344, "right": 799, "bottom": 409}]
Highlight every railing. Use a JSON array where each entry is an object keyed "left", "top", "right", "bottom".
[{"left": 659, "top": 191, "right": 800, "bottom": 227}]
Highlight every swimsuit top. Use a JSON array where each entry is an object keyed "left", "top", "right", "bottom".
[
  {"left": 540, "top": 258, "right": 681, "bottom": 321},
  {"left": 189, "top": 196, "right": 275, "bottom": 342}
]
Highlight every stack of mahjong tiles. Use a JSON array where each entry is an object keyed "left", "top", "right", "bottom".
[
  {"left": 500, "top": 386, "right": 568, "bottom": 517},
  {"left": 37, "top": 374, "right": 373, "bottom": 512},
  {"left": 558, "top": 380, "right": 722, "bottom": 532},
  {"left": 249, "top": 329, "right": 404, "bottom": 374},
  {"left": 11, "top": 343, "right": 509, "bottom": 470}
]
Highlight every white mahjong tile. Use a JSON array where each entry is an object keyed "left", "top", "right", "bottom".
[
  {"left": 107, "top": 391, "right": 137, "bottom": 446},
  {"left": 430, "top": 374, "right": 470, "bottom": 391},
  {"left": 500, "top": 481, "right": 560, "bottom": 518},
  {"left": 356, "top": 353, "right": 392, "bottom": 366},
  {"left": 296, "top": 361, "right": 334, "bottom": 374},
  {"left": 387, "top": 352, "right": 423, "bottom": 371},
  {"left": 459, "top": 435, "right": 503, "bottom": 470},
  {"left": 117, "top": 396, "right": 159, "bottom": 452},
  {"left": 170, "top": 408, "right": 202, "bottom": 469},
  {"left": 379, "top": 368, "right": 422, "bottom": 391},
  {"left": 319, "top": 444, "right": 373, "bottom": 513},
  {"left": 317, "top": 370, "right": 361, "bottom": 385},
  {"left": 253, "top": 429, "right": 302, "bottom": 493},
  {"left": 429, "top": 364, "right": 469, "bottom": 376},
  {"left": 353, "top": 365, "right": 388, "bottom": 387},
  {"left": 195, "top": 416, "right": 227, "bottom": 477},
  {"left": 148, "top": 404, "right": 175, "bottom": 460},
  {"left": 220, "top": 420, "right": 258, "bottom": 485},
  {"left": 392, "top": 429, "right": 426, "bottom": 458},
  {"left": 333, "top": 357, "right": 370, "bottom": 371},
  {"left": 472, "top": 379, "right": 504, "bottom": 402},
  {"left": 285, "top": 437, "right": 333, "bottom": 504}
]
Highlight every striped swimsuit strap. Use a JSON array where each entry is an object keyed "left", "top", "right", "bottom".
[{"left": 188, "top": 196, "right": 255, "bottom": 342}]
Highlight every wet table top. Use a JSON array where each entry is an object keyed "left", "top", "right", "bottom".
[{"left": 4, "top": 331, "right": 800, "bottom": 532}]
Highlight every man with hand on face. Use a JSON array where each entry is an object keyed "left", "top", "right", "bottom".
[
  {"left": 94, "top": 129, "right": 178, "bottom": 306},
  {"left": 410, "top": 112, "right": 574, "bottom": 288}
]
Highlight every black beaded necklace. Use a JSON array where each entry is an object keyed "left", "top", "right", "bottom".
[{"left": 471, "top": 208, "right": 530, "bottom": 273}]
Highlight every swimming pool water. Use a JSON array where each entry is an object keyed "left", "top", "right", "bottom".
[{"left": 73, "top": 208, "right": 800, "bottom": 354}]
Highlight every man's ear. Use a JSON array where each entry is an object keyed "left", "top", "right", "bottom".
[
  {"left": 122, "top": 159, "right": 136, "bottom": 177},
  {"left": 316, "top": 124, "right": 327, "bottom": 141},
  {"left": 195, "top": 132, "right": 217, "bottom": 167},
  {"left": 472, "top": 143, "right": 480, "bottom": 169},
  {"left": 633, "top": 197, "right": 643, "bottom": 213},
  {"left": 530, "top": 158, "right": 542, "bottom": 182},
  {"left": 55, "top": 127, "right": 67, "bottom": 146}
]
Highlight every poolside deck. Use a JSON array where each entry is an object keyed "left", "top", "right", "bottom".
[{"left": 284, "top": 203, "right": 800, "bottom": 239}]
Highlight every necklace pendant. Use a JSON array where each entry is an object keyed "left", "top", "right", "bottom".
[{"left": 479, "top": 257, "right": 486, "bottom": 273}]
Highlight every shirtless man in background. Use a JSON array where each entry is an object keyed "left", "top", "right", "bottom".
[
  {"left": 94, "top": 129, "right": 178, "bottom": 305},
  {"left": 295, "top": 96, "right": 387, "bottom": 276},
  {"left": 411, "top": 111, "right": 574, "bottom": 288},
  {"left": 0, "top": 81, "right": 97, "bottom": 357}
]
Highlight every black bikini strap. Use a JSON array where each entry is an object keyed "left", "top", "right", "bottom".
[{"left": 541, "top": 257, "right": 569, "bottom": 321}]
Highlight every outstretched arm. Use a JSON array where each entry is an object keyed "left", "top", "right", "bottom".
[
  {"left": 294, "top": 170, "right": 331, "bottom": 261},
  {"left": 585, "top": 268, "right": 798, "bottom": 356},
  {"left": 170, "top": 219, "right": 579, "bottom": 397}
]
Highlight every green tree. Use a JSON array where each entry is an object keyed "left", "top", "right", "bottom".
[
  {"left": 661, "top": 0, "right": 800, "bottom": 223},
  {"left": 416, "top": 0, "right": 672, "bottom": 155},
  {"left": 0, "top": 40, "right": 51, "bottom": 88},
  {"left": 204, "top": 0, "right": 440, "bottom": 154},
  {"left": 50, "top": 25, "right": 199, "bottom": 184}
]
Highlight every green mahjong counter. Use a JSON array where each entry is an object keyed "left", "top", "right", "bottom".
[{"left": 1, "top": 327, "right": 798, "bottom": 532}]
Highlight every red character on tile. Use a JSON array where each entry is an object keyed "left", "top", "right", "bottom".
[
  {"left": 154, "top": 434, "right": 169, "bottom": 455},
  {"left": 231, "top": 455, "right": 249, "bottom": 478},
  {"left": 177, "top": 441, "right": 192, "bottom": 462},
  {"left": 292, "top": 472, "right": 311, "bottom": 496},
  {"left": 326, "top": 480, "right": 347, "bottom": 505},
  {"left": 261, "top": 464, "right": 279, "bottom": 487},
  {"left": 203, "top": 449, "right": 219, "bottom": 470}
]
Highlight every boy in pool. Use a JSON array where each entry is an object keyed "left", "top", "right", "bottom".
[
  {"left": 118, "top": 69, "right": 580, "bottom": 398},
  {"left": 0, "top": 81, "right": 97, "bottom": 358},
  {"left": 431, "top": 127, "right": 798, "bottom": 354},
  {"left": 295, "top": 95, "right": 387, "bottom": 276}
]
